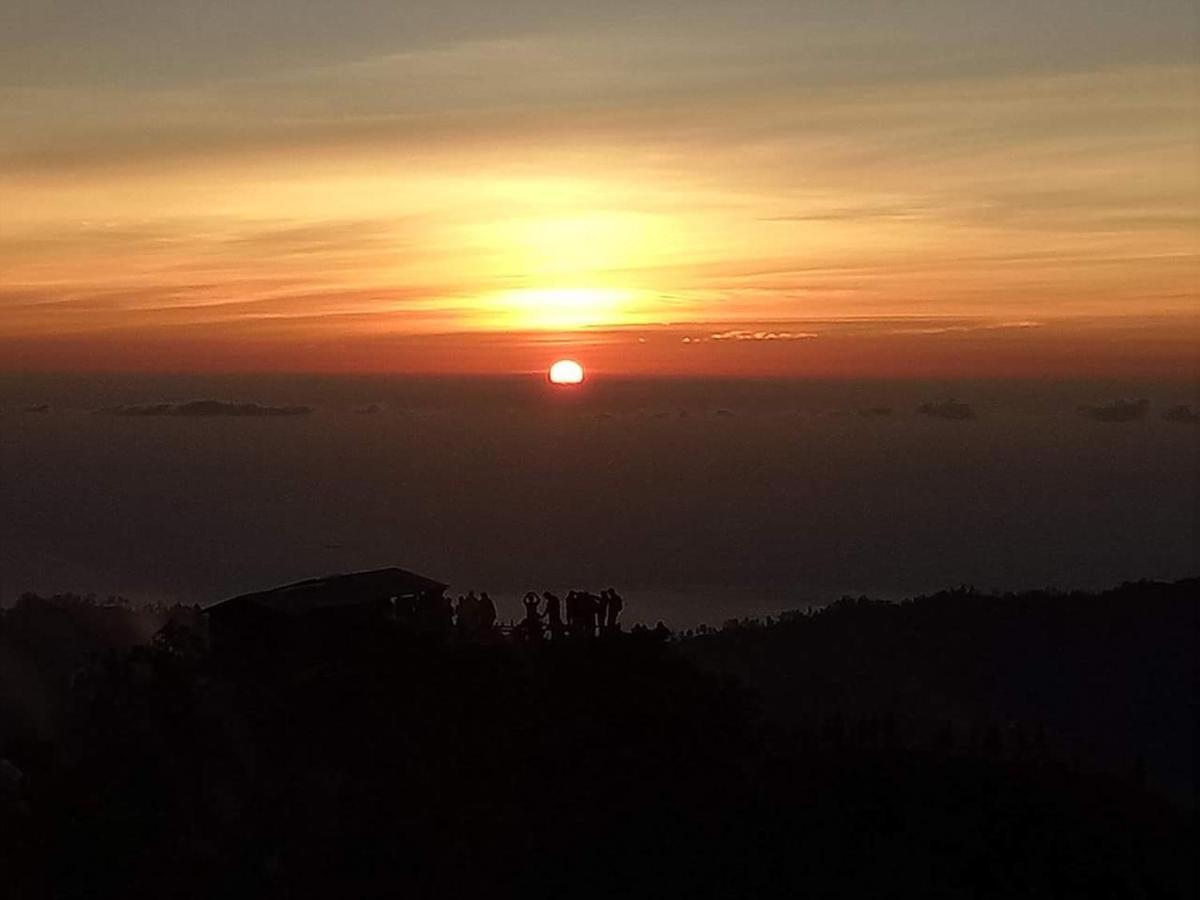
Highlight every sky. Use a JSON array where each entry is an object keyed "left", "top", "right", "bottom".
[{"left": 1, "top": 1, "right": 1197, "bottom": 376}]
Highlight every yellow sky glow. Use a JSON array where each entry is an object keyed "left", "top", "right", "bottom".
[{"left": 1, "top": 5, "right": 1197, "bottom": 375}]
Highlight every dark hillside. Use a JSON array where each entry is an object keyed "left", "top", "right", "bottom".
[
  {"left": 0, "top": 582, "right": 1194, "bottom": 898},
  {"left": 680, "top": 579, "right": 1197, "bottom": 806}
]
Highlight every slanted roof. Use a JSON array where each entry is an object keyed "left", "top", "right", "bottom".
[{"left": 206, "top": 567, "right": 447, "bottom": 617}]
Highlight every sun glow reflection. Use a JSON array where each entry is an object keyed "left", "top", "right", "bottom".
[{"left": 483, "top": 287, "right": 634, "bottom": 330}]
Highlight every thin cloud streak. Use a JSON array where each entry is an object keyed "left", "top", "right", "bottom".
[{"left": 98, "top": 400, "right": 314, "bottom": 417}]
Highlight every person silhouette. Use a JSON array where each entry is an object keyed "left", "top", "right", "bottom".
[
  {"left": 457, "top": 591, "right": 478, "bottom": 638},
  {"left": 543, "top": 591, "right": 563, "bottom": 640},
  {"left": 596, "top": 591, "right": 610, "bottom": 635},
  {"left": 522, "top": 592, "right": 543, "bottom": 641},
  {"left": 479, "top": 592, "right": 497, "bottom": 633},
  {"left": 605, "top": 588, "right": 623, "bottom": 632},
  {"left": 582, "top": 592, "right": 600, "bottom": 638},
  {"left": 565, "top": 591, "right": 580, "bottom": 637},
  {"left": 454, "top": 594, "right": 466, "bottom": 632}
]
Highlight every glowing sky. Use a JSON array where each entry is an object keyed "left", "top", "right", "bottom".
[{"left": 2, "top": 1, "right": 1196, "bottom": 375}]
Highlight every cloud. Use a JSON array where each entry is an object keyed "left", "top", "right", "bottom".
[
  {"left": 762, "top": 202, "right": 929, "bottom": 224},
  {"left": 917, "top": 400, "right": 975, "bottom": 420},
  {"left": 709, "top": 330, "right": 818, "bottom": 341},
  {"left": 857, "top": 406, "right": 893, "bottom": 417},
  {"left": 99, "top": 400, "right": 313, "bottom": 417},
  {"left": 23, "top": 404, "right": 51, "bottom": 413},
  {"left": 1161, "top": 404, "right": 1199, "bottom": 425},
  {"left": 888, "top": 320, "right": 1042, "bottom": 336},
  {"left": 353, "top": 403, "right": 384, "bottom": 415},
  {"left": 1078, "top": 398, "right": 1149, "bottom": 423},
  {"left": 682, "top": 328, "right": 819, "bottom": 344}
]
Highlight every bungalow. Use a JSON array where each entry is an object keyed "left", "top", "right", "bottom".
[{"left": 205, "top": 567, "right": 450, "bottom": 657}]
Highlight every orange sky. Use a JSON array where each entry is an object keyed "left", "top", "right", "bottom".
[{"left": 2, "top": 3, "right": 1197, "bottom": 377}]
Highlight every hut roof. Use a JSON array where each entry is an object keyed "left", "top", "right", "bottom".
[{"left": 206, "top": 567, "right": 447, "bottom": 617}]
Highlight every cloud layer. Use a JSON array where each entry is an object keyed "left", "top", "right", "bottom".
[
  {"left": 1161, "top": 404, "right": 1199, "bottom": 425},
  {"left": 917, "top": 400, "right": 976, "bottom": 421},
  {"left": 1079, "top": 398, "right": 1150, "bottom": 423},
  {"left": 99, "top": 400, "right": 314, "bottom": 418}
]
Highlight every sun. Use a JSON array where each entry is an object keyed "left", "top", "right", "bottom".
[{"left": 548, "top": 359, "right": 585, "bottom": 385}]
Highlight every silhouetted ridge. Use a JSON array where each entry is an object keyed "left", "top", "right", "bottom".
[
  {"left": 1, "top": 579, "right": 1194, "bottom": 899},
  {"left": 680, "top": 579, "right": 1198, "bottom": 807}
]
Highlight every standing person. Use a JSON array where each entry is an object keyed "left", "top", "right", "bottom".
[
  {"left": 521, "top": 592, "right": 543, "bottom": 641},
  {"left": 605, "top": 589, "right": 624, "bottom": 632},
  {"left": 417, "top": 592, "right": 453, "bottom": 638},
  {"left": 543, "top": 592, "right": 563, "bottom": 641},
  {"left": 582, "top": 592, "right": 600, "bottom": 638},
  {"left": 565, "top": 591, "right": 580, "bottom": 638},
  {"left": 596, "top": 591, "right": 610, "bottom": 636},
  {"left": 455, "top": 593, "right": 475, "bottom": 638},
  {"left": 479, "top": 592, "right": 497, "bottom": 634}
]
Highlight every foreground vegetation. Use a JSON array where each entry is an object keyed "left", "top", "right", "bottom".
[{"left": 0, "top": 580, "right": 1194, "bottom": 898}]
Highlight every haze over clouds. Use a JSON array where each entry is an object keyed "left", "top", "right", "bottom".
[
  {"left": 1161, "top": 404, "right": 1199, "bottom": 425},
  {"left": 1, "top": 1, "right": 1196, "bottom": 376},
  {"left": 99, "top": 399, "right": 314, "bottom": 417},
  {"left": 917, "top": 399, "right": 976, "bottom": 421},
  {"left": 3, "top": 375, "right": 1195, "bottom": 626},
  {"left": 1079, "top": 398, "right": 1151, "bottom": 423}
]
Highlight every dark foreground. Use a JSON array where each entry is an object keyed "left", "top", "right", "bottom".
[{"left": 1, "top": 580, "right": 1195, "bottom": 899}]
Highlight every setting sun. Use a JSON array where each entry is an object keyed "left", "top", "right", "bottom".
[{"left": 548, "top": 359, "right": 585, "bottom": 385}]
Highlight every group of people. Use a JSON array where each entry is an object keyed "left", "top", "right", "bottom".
[
  {"left": 453, "top": 590, "right": 498, "bottom": 640},
  {"left": 433, "top": 588, "right": 625, "bottom": 642},
  {"left": 519, "top": 589, "right": 624, "bottom": 641}
]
